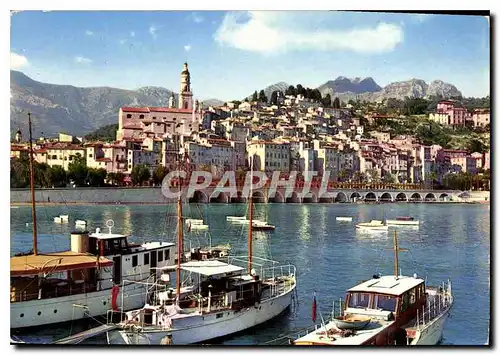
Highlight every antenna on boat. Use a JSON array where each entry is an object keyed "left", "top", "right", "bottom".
[
  {"left": 392, "top": 230, "right": 408, "bottom": 279},
  {"left": 248, "top": 156, "right": 254, "bottom": 274},
  {"left": 27, "top": 112, "right": 38, "bottom": 255}
]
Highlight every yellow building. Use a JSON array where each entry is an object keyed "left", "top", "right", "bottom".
[
  {"left": 45, "top": 143, "right": 86, "bottom": 170},
  {"left": 247, "top": 140, "right": 290, "bottom": 173}
]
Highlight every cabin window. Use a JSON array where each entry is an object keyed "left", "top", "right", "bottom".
[
  {"left": 144, "top": 253, "right": 150, "bottom": 265},
  {"left": 132, "top": 255, "right": 138, "bottom": 267},
  {"left": 127, "top": 114, "right": 132, "bottom": 118},
  {"left": 373, "top": 294, "right": 397, "bottom": 312},
  {"left": 401, "top": 292, "right": 410, "bottom": 312},
  {"left": 165, "top": 249, "right": 170, "bottom": 260},
  {"left": 348, "top": 292, "right": 370, "bottom": 309},
  {"left": 158, "top": 250, "right": 164, "bottom": 262},
  {"left": 409, "top": 288, "right": 416, "bottom": 304}
]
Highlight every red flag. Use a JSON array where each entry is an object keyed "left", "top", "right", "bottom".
[{"left": 312, "top": 292, "right": 317, "bottom": 323}]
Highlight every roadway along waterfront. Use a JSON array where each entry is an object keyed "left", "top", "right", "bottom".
[{"left": 11, "top": 203, "right": 490, "bottom": 345}]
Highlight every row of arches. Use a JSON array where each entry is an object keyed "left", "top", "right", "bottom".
[{"left": 187, "top": 191, "right": 451, "bottom": 204}]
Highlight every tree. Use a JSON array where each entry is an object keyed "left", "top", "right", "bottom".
[
  {"left": 67, "top": 153, "right": 88, "bottom": 186},
  {"left": 322, "top": 93, "right": 332, "bottom": 107},
  {"left": 467, "top": 139, "right": 487, "bottom": 154},
  {"left": 251, "top": 90, "right": 258, "bottom": 102},
  {"left": 352, "top": 171, "right": 366, "bottom": 183},
  {"left": 270, "top": 91, "right": 279, "bottom": 105},
  {"left": 296, "top": 84, "right": 306, "bottom": 97},
  {"left": 258, "top": 90, "right": 268, "bottom": 103},
  {"left": 311, "top": 89, "right": 322, "bottom": 102},
  {"left": 338, "top": 168, "right": 352, "bottom": 182},
  {"left": 366, "top": 169, "right": 380, "bottom": 183},
  {"left": 10, "top": 157, "right": 29, "bottom": 188},
  {"left": 153, "top": 166, "right": 168, "bottom": 185},
  {"left": 84, "top": 123, "right": 119, "bottom": 142},
  {"left": 85, "top": 168, "right": 107, "bottom": 186},
  {"left": 382, "top": 173, "right": 396, "bottom": 184},
  {"left": 131, "top": 164, "right": 151, "bottom": 186},
  {"left": 332, "top": 97, "right": 341, "bottom": 109},
  {"left": 48, "top": 165, "right": 67, "bottom": 187},
  {"left": 285, "top": 85, "right": 296, "bottom": 96}
]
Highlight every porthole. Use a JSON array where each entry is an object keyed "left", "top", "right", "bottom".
[
  {"left": 20, "top": 313, "right": 24, "bottom": 318},
  {"left": 37, "top": 311, "right": 42, "bottom": 316},
  {"left": 54, "top": 310, "right": 58, "bottom": 314}
]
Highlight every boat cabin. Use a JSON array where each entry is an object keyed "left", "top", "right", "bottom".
[
  {"left": 154, "top": 260, "right": 262, "bottom": 312},
  {"left": 345, "top": 275, "right": 426, "bottom": 324},
  {"left": 11, "top": 229, "right": 176, "bottom": 303}
]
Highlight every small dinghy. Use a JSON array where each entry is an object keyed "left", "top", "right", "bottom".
[
  {"left": 336, "top": 217, "right": 353, "bottom": 222},
  {"left": 185, "top": 218, "right": 204, "bottom": 225},
  {"left": 226, "top": 216, "right": 246, "bottom": 222},
  {"left": 386, "top": 216, "right": 419, "bottom": 226},
  {"left": 356, "top": 220, "right": 388, "bottom": 231},
  {"left": 189, "top": 224, "right": 209, "bottom": 230},
  {"left": 54, "top": 215, "right": 69, "bottom": 224},
  {"left": 334, "top": 315, "right": 371, "bottom": 330}
]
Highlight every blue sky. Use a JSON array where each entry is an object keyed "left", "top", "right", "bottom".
[{"left": 11, "top": 11, "right": 490, "bottom": 101}]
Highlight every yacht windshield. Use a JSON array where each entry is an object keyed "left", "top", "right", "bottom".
[
  {"left": 348, "top": 292, "right": 370, "bottom": 309},
  {"left": 373, "top": 294, "right": 397, "bottom": 312}
]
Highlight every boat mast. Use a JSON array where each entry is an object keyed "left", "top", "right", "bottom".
[
  {"left": 392, "top": 230, "right": 408, "bottom": 278},
  {"left": 248, "top": 156, "right": 253, "bottom": 273},
  {"left": 175, "top": 134, "right": 184, "bottom": 304},
  {"left": 28, "top": 112, "right": 38, "bottom": 255},
  {"left": 393, "top": 230, "right": 398, "bottom": 277}
]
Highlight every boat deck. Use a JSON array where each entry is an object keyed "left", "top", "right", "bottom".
[{"left": 294, "top": 319, "right": 394, "bottom": 345}]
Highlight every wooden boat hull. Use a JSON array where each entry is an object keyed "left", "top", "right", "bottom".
[{"left": 107, "top": 283, "right": 295, "bottom": 345}]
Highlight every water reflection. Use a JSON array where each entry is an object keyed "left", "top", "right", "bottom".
[{"left": 10, "top": 203, "right": 490, "bottom": 345}]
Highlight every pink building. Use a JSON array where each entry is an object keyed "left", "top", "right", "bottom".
[
  {"left": 430, "top": 101, "right": 469, "bottom": 127},
  {"left": 116, "top": 63, "right": 202, "bottom": 141}
]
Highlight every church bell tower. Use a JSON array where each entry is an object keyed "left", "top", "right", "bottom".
[{"left": 179, "top": 62, "right": 193, "bottom": 110}]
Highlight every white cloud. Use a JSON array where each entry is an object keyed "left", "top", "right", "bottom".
[
  {"left": 74, "top": 56, "right": 92, "bottom": 64},
  {"left": 119, "top": 39, "right": 127, "bottom": 44},
  {"left": 189, "top": 12, "right": 204, "bottom": 23},
  {"left": 184, "top": 45, "right": 191, "bottom": 52},
  {"left": 130, "top": 31, "right": 135, "bottom": 37},
  {"left": 409, "top": 13, "right": 432, "bottom": 24},
  {"left": 11, "top": 52, "right": 28, "bottom": 69},
  {"left": 214, "top": 11, "right": 404, "bottom": 54},
  {"left": 85, "top": 30, "right": 94, "bottom": 36},
  {"left": 149, "top": 25, "right": 157, "bottom": 39}
]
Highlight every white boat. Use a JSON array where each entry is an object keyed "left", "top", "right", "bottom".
[
  {"left": 11, "top": 115, "right": 177, "bottom": 331},
  {"left": 11, "top": 226, "right": 176, "bottom": 329},
  {"left": 185, "top": 218, "right": 204, "bottom": 225},
  {"left": 336, "top": 217, "right": 353, "bottom": 222},
  {"left": 54, "top": 215, "right": 69, "bottom": 224},
  {"left": 75, "top": 220, "right": 87, "bottom": 228},
  {"left": 293, "top": 231, "right": 453, "bottom": 346},
  {"left": 106, "top": 158, "right": 296, "bottom": 345},
  {"left": 356, "top": 220, "right": 388, "bottom": 231},
  {"left": 189, "top": 224, "right": 209, "bottom": 230},
  {"left": 386, "top": 217, "right": 420, "bottom": 226},
  {"left": 60, "top": 215, "right": 69, "bottom": 221},
  {"left": 226, "top": 216, "right": 246, "bottom": 221}
]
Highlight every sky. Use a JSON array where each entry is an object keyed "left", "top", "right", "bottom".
[{"left": 10, "top": 11, "right": 490, "bottom": 101}]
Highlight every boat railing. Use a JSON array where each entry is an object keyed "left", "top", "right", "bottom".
[{"left": 415, "top": 281, "right": 453, "bottom": 330}]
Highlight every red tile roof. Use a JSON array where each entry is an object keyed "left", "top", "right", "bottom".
[
  {"left": 149, "top": 107, "right": 194, "bottom": 113},
  {"left": 121, "top": 107, "right": 150, "bottom": 113}
]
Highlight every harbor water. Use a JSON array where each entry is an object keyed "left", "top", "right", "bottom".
[{"left": 10, "top": 203, "right": 490, "bottom": 345}]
